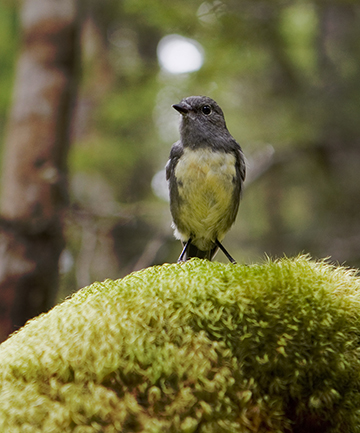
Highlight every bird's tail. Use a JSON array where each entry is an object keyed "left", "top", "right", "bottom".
[{"left": 180, "top": 241, "right": 218, "bottom": 262}]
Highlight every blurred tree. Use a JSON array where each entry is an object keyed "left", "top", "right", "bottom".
[{"left": 0, "top": 0, "right": 79, "bottom": 341}]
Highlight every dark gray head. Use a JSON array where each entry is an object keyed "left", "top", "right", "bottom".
[{"left": 172, "top": 96, "right": 231, "bottom": 148}]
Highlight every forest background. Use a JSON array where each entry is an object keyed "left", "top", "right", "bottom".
[{"left": 0, "top": 0, "right": 360, "bottom": 340}]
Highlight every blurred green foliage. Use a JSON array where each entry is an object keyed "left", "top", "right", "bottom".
[
  {"left": 0, "top": 3, "right": 19, "bottom": 159},
  {"left": 1, "top": 1, "right": 360, "bottom": 295}
]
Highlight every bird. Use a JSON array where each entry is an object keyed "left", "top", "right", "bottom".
[{"left": 166, "top": 95, "right": 246, "bottom": 263}]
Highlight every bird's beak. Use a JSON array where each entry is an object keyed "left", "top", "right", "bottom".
[{"left": 172, "top": 102, "right": 191, "bottom": 115}]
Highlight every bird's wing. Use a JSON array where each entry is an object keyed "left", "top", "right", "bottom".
[
  {"left": 234, "top": 142, "right": 246, "bottom": 183},
  {"left": 166, "top": 141, "right": 183, "bottom": 180},
  {"left": 226, "top": 140, "right": 246, "bottom": 225}
]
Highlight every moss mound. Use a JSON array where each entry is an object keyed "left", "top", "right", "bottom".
[{"left": 1, "top": 257, "right": 360, "bottom": 432}]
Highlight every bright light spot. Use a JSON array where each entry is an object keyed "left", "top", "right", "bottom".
[
  {"left": 157, "top": 34, "right": 204, "bottom": 74},
  {"left": 59, "top": 249, "right": 74, "bottom": 274},
  {"left": 151, "top": 169, "right": 169, "bottom": 202},
  {"left": 197, "top": 1, "right": 226, "bottom": 24}
]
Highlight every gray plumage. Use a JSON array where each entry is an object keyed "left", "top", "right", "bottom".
[{"left": 166, "top": 96, "right": 246, "bottom": 262}]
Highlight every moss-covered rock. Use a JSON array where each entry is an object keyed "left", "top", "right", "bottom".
[{"left": 1, "top": 256, "right": 360, "bottom": 432}]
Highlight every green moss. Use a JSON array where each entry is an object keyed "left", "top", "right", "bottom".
[{"left": 1, "top": 256, "right": 360, "bottom": 432}]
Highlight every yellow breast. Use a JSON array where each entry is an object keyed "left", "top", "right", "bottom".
[{"left": 174, "top": 148, "right": 237, "bottom": 248}]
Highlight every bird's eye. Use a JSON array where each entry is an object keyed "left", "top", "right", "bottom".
[{"left": 202, "top": 105, "right": 212, "bottom": 115}]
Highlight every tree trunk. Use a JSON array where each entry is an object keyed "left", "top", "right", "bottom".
[{"left": 0, "top": 0, "right": 79, "bottom": 341}]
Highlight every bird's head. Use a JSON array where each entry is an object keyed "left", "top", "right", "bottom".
[{"left": 172, "top": 96, "right": 227, "bottom": 133}]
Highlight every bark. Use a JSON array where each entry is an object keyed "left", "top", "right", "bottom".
[{"left": 0, "top": 0, "right": 79, "bottom": 341}]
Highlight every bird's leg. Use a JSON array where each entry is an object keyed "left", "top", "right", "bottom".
[
  {"left": 215, "top": 239, "right": 237, "bottom": 264},
  {"left": 178, "top": 238, "right": 192, "bottom": 263}
]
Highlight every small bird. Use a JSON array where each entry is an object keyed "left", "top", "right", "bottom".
[{"left": 166, "top": 96, "right": 246, "bottom": 263}]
